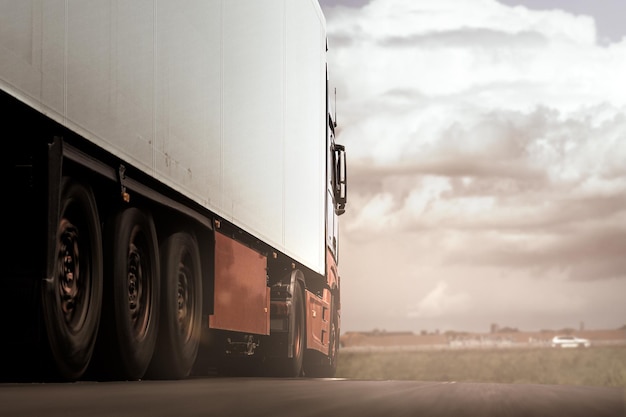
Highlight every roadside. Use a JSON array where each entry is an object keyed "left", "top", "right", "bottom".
[{"left": 340, "top": 328, "right": 626, "bottom": 352}]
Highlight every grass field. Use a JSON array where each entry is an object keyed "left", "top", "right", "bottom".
[{"left": 335, "top": 346, "right": 626, "bottom": 387}]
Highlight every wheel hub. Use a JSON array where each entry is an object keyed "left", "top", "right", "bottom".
[
  {"left": 127, "top": 245, "right": 143, "bottom": 324},
  {"left": 57, "top": 221, "right": 80, "bottom": 321},
  {"left": 177, "top": 266, "right": 190, "bottom": 338}
]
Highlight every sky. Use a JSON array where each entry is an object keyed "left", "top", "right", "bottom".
[{"left": 317, "top": 0, "right": 626, "bottom": 334}]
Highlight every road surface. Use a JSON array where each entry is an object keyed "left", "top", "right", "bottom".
[{"left": 0, "top": 377, "right": 623, "bottom": 417}]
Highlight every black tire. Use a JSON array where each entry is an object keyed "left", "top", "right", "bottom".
[
  {"left": 100, "top": 207, "right": 160, "bottom": 380},
  {"left": 271, "top": 281, "right": 305, "bottom": 377},
  {"left": 147, "top": 232, "right": 202, "bottom": 379},
  {"left": 42, "top": 178, "right": 103, "bottom": 380},
  {"left": 261, "top": 281, "right": 306, "bottom": 378}
]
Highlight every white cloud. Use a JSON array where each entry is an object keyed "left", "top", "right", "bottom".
[
  {"left": 407, "top": 281, "right": 471, "bottom": 318},
  {"left": 346, "top": 192, "right": 397, "bottom": 233},
  {"left": 327, "top": 0, "right": 626, "bottom": 109}
]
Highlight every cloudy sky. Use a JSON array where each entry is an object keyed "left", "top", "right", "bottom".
[{"left": 318, "top": 0, "right": 626, "bottom": 334}]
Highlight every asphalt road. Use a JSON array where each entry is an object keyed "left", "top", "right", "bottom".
[{"left": 0, "top": 378, "right": 623, "bottom": 417}]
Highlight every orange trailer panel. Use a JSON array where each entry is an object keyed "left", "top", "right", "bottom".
[{"left": 210, "top": 232, "right": 269, "bottom": 335}]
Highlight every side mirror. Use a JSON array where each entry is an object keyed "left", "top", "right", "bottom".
[{"left": 334, "top": 144, "right": 347, "bottom": 215}]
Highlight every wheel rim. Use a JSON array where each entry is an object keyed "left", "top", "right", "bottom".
[
  {"left": 127, "top": 230, "right": 151, "bottom": 340},
  {"left": 177, "top": 258, "right": 192, "bottom": 341},
  {"left": 294, "top": 314, "right": 302, "bottom": 360},
  {"left": 56, "top": 218, "right": 90, "bottom": 333}
]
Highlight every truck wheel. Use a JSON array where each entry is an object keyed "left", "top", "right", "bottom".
[
  {"left": 100, "top": 208, "right": 160, "bottom": 380},
  {"left": 42, "top": 178, "right": 103, "bottom": 380},
  {"left": 272, "top": 281, "right": 305, "bottom": 377},
  {"left": 287, "top": 282, "right": 305, "bottom": 377},
  {"left": 147, "top": 232, "right": 202, "bottom": 379}
]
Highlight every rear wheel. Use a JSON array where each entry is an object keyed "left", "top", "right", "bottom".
[
  {"left": 98, "top": 207, "right": 160, "bottom": 380},
  {"left": 147, "top": 232, "right": 202, "bottom": 379},
  {"left": 42, "top": 178, "right": 102, "bottom": 380}
]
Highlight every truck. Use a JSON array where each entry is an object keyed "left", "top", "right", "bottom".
[{"left": 0, "top": 0, "right": 347, "bottom": 381}]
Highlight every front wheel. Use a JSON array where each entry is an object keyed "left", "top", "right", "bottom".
[
  {"left": 267, "top": 281, "right": 305, "bottom": 377},
  {"left": 42, "top": 178, "right": 103, "bottom": 380}
]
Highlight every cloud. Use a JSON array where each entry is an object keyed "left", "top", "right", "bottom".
[
  {"left": 327, "top": 0, "right": 626, "bottom": 109},
  {"left": 328, "top": 0, "right": 626, "bottom": 284},
  {"left": 326, "top": 0, "right": 598, "bottom": 45},
  {"left": 378, "top": 28, "right": 548, "bottom": 49},
  {"left": 322, "top": 0, "right": 626, "bottom": 332},
  {"left": 407, "top": 281, "right": 471, "bottom": 318}
]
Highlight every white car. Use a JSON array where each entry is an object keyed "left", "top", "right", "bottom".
[{"left": 551, "top": 335, "right": 591, "bottom": 348}]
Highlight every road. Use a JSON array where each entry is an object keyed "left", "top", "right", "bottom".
[{"left": 0, "top": 377, "right": 623, "bottom": 417}]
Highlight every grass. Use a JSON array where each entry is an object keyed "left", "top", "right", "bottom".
[{"left": 335, "top": 346, "right": 626, "bottom": 387}]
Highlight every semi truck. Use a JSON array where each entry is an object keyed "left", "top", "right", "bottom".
[{"left": 0, "top": 0, "right": 347, "bottom": 381}]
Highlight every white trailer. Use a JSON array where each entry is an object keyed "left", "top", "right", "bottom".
[{"left": 0, "top": 0, "right": 347, "bottom": 381}]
